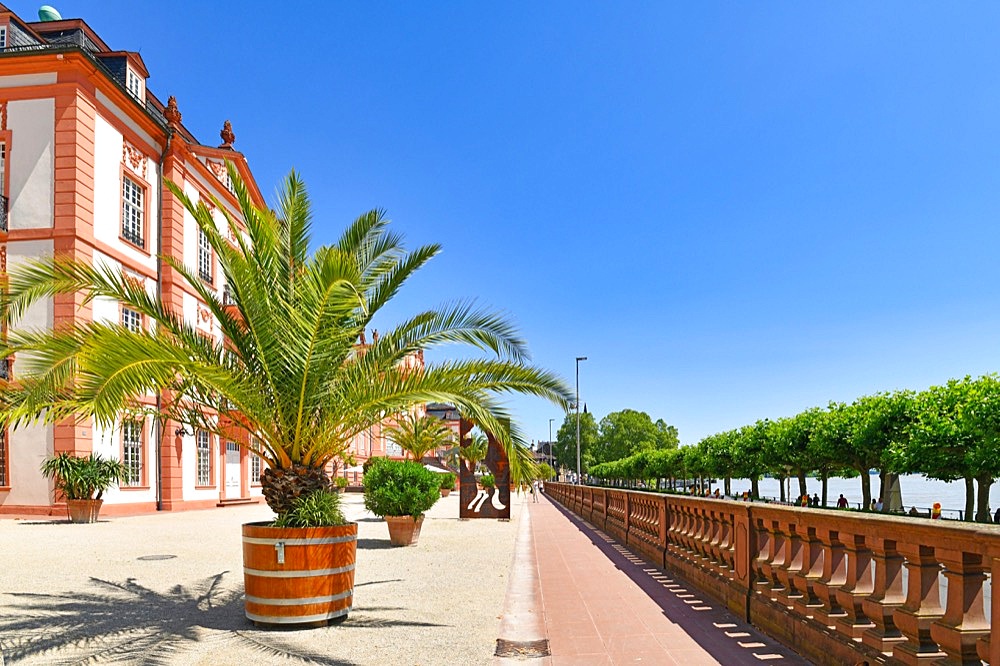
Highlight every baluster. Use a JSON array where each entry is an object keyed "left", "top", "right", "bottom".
[
  {"left": 928, "top": 549, "right": 988, "bottom": 666},
  {"left": 834, "top": 534, "right": 875, "bottom": 638},
  {"left": 751, "top": 517, "right": 772, "bottom": 593},
  {"left": 776, "top": 522, "right": 805, "bottom": 608},
  {"left": 811, "top": 528, "right": 848, "bottom": 628},
  {"left": 717, "top": 510, "right": 734, "bottom": 573},
  {"left": 892, "top": 543, "right": 945, "bottom": 666},
  {"left": 759, "top": 520, "right": 787, "bottom": 601},
  {"left": 790, "top": 526, "right": 825, "bottom": 619},
  {"left": 861, "top": 536, "right": 907, "bottom": 654}
]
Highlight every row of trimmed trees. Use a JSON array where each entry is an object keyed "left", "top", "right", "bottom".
[{"left": 587, "top": 375, "right": 1000, "bottom": 523}]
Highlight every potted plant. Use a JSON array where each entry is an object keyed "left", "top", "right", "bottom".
[
  {"left": 439, "top": 472, "right": 456, "bottom": 497},
  {"left": 386, "top": 412, "right": 455, "bottom": 462},
  {"left": 242, "top": 488, "right": 355, "bottom": 626},
  {"left": 0, "top": 166, "right": 572, "bottom": 628},
  {"left": 39, "top": 452, "right": 127, "bottom": 523},
  {"left": 363, "top": 458, "right": 441, "bottom": 546},
  {"left": 334, "top": 476, "right": 349, "bottom": 493}
]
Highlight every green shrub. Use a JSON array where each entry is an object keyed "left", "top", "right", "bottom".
[
  {"left": 363, "top": 458, "right": 441, "bottom": 519},
  {"left": 439, "top": 473, "right": 456, "bottom": 490},
  {"left": 480, "top": 473, "right": 496, "bottom": 488},
  {"left": 273, "top": 489, "right": 346, "bottom": 527},
  {"left": 334, "top": 476, "right": 349, "bottom": 490}
]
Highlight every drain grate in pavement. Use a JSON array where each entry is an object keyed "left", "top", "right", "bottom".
[
  {"left": 137, "top": 554, "right": 177, "bottom": 561},
  {"left": 495, "top": 638, "right": 551, "bottom": 658}
]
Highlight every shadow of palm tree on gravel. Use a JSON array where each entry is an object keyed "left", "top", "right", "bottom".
[{"left": 0, "top": 572, "right": 359, "bottom": 665}]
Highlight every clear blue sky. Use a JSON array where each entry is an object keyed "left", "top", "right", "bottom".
[{"left": 32, "top": 1, "right": 1000, "bottom": 445}]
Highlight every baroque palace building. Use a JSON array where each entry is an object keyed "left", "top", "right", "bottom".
[{"left": 0, "top": 4, "right": 404, "bottom": 515}]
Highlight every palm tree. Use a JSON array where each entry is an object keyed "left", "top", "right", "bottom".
[
  {"left": 0, "top": 165, "right": 572, "bottom": 518},
  {"left": 385, "top": 411, "right": 454, "bottom": 462},
  {"left": 460, "top": 431, "right": 490, "bottom": 475}
]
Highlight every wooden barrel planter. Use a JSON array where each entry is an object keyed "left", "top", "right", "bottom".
[{"left": 242, "top": 521, "right": 357, "bottom": 627}]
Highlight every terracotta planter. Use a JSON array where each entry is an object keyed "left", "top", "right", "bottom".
[
  {"left": 385, "top": 515, "right": 424, "bottom": 546},
  {"left": 242, "top": 521, "right": 357, "bottom": 627},
  {"left": 66, "top": 499, "right": 103, "bottom": 523},
  {"left": 439, "top": 488, "right": 451, "bottom": 497}
]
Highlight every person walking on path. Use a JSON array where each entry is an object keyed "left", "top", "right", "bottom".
[{"left": 531, "top": 479, "right": 539, "bottom": 503}]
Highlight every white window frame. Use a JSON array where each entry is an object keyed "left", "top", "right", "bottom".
[
  {"left": 122, "top": 176, "right": 144, "bottom": 247},
  {"left": 0, "top": 27, "right": 7, "bottom": 51},
  {"left": 126, "top": 69, "right": 143, "bottom": 100},
  {"left": 122, "top": 421, "right": 142, "bottom": 486},
  {"left": 122, "top": 306, "right": 142, "bottom": 333},
  {"left": 196, "top": 430, "right": 212, "bottom": 485},
  {"left": 197, "top": 226, "right": 212, "bottom": 283}
]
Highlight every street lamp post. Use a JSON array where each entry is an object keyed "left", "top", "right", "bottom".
[
  {"left": 575, "top": 356, "right": 587, "bottom": 485},
  {"left": 548, "top": 418, "right": 555, "bottom": 472}
]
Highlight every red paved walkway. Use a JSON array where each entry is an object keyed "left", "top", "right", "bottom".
[{"left": 496, "top": 493, "right": 810, "bottom": 665}]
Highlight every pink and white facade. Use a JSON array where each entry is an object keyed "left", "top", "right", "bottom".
[{"left": 0, "top": 5, "right": 399, "bottom": 516}]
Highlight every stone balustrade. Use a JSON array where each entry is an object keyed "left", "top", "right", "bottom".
[{"left": 546, "top": 482, "right": 1000, "bottom": 666}]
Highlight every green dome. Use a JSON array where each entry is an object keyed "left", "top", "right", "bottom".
[{"left": 38, "top": 6, "right": 62, "bottom": 21}]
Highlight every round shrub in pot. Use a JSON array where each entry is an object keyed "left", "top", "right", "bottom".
[{"left": 363, "top": 458, "right": 441, "bottom": 546}]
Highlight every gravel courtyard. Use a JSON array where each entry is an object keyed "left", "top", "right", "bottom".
[{"left": 0, "top": 492, "right": 525, "bottom": 665}]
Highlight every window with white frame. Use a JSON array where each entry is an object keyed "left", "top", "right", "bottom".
[
  {"left": 250, "top": 453, "right": 262, "bottom": 484},
  {"left": 249, "top": 437, "right": 262, "bottom": 484},
  {"left": 196, "top": 430, "right": 212, "bottom": 485},
  {"left": 122, "top": 307, "right": 142, "bottom": 333},
  {"left": 126, "top": 69, "right": 143, "bottom": 100},
  {"left": 122, "top": 421, "right": 142, "bottom": 486},
  {"left": 1, "top": 142, "right": 7, "bottom": 231},
  {"left": 0, "top": 430, "right": 7, "bottom": 486},
  {"left": 0, "top": 27, "right": 7, "bottom": 51},
  {"left": 198, "top": 226, "right": 212, "bottom": 283},
  {"left": 122, "top": 176, "right": 144, "bottom": 247}
]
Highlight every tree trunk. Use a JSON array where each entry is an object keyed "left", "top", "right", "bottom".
[
  {"left": 821, "top": 472, "right": 828, "bottom": 508},
  {"left": 778, "top": 475, "right": 786, "bottom": 502},
  {"left": 724, "top": 476, "right": 731, "bottom": 495},
  {"left": 964, "top": 476, "right": 975, "bottom": 522},
  {"left": 860, "top": 469, "right": 872, "bottom": 510},
  {"left": 751, "top": 477, "right": 760, "bottom": 500},
  {"left": 975, "top": 476, "right": 993, "bottom": 523},
  {"left": 798, "top": 472, "right": 808, "bottom": 501},
  {"left": 877, "top": 469, "right": 887, "bottom": 509}
]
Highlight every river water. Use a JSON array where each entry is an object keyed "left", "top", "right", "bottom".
[{"left": 729, "top": 473, "right": 998, "bottom": 521}]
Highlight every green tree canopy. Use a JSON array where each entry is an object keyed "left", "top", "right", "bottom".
[
  {"left": 553, "top": 412, "right": 598, "bottom": 472},
  {"left": 593, "top": 409, "right": 676, "bottom": 464}
]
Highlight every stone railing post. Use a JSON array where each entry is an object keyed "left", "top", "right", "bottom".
[
  {"left": 892, "top": 543, "right": 945, "bottom": 666},
  {"left": 758, "top": 520, "right": 787, "bottom": 601},
  {"left": 861, "top": 536, "right": 907, "bottom": 654},
  {"left": 790, "top": 526, "right": 824, "bottom": 619},
  {"left": 929, "top": 548, "right": 989, "bottom": 666},
  {"left": 776, "top": 522, "right": 805, "bottom": 608},
  {"left": 811, "top": 528, "right": 847, "bottom": 628},
  {"left": 833, "top": 534, "right": 875, "bottom": 638}
]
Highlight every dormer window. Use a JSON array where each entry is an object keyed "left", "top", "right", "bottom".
[
  {"left": 0, "top": 27, "right": 7, "bottom": 51},
  {"left": 126, "top": 69, "right": 143, "bottom": 101}
]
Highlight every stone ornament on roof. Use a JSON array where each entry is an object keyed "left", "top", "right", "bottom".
[
  {"left": 164, "top": 96, "right": 182, "bottom": 127},
  {"left": 219, "top": 120, "right": 235, "bottom": 149}
]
